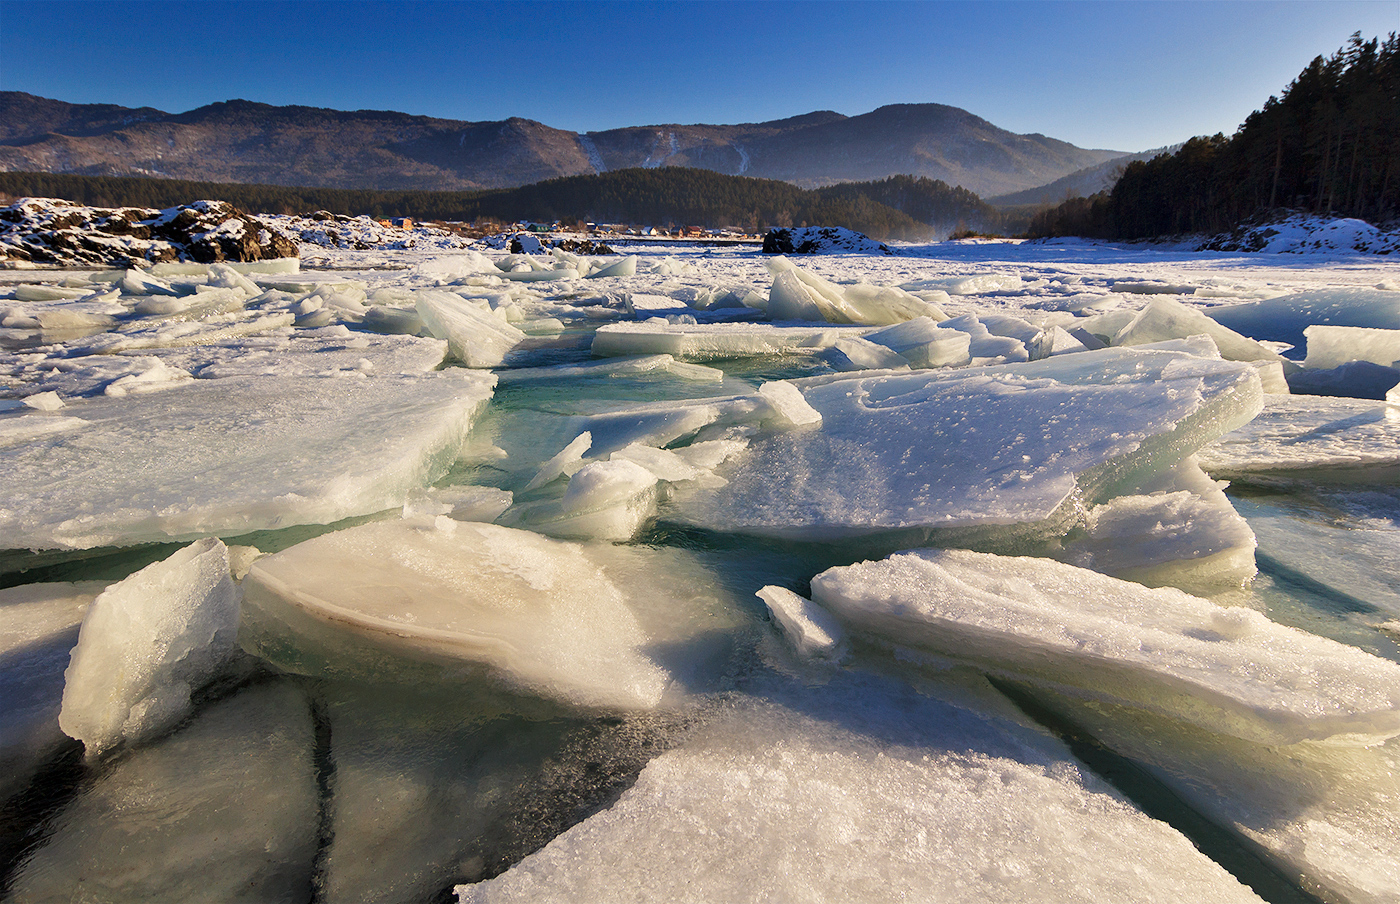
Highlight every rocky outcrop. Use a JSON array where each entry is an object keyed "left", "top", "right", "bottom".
[
  {"left": 0, "top": 198, "right": 298, "bottom": 267},
  {"left": 762, "top": 226, "right": 892, "bottom": 255}
]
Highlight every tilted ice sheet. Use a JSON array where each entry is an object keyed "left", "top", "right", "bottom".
[
  {"left": 60, "top": 539, "right": 241, "bottom": 757},
  {"left": 457, "top": 671, "right": 1264, "bottom": 904},
  {"left": 1057, "top": 458, "right": 1259, "bottom": 594},
  {"left": 1198, "top": 395, "right": 1400, "bottom": 484},
  {"left": 9, "top": 681, "right": 318, "bottom": 904},
  {"left": 1208, "top": 287, "right": 1400, "bottom": 350},
  {"left": 811, "top": 549, "right": 1400, "bottom": 745},
  {"left": 0, "top": 368, "right": 495, "bottom": 550},
  {"left": 673, "top": 347, "right": 1263, "bottom": 540},
  {"left": 1302, "top": 324, "right": 1400, "bottom": 370},
  {"left": 1034, "top": 691, "right": 1400, "bottom": 904},
  {"left": 241, "top": 519, "right": 745, "bottom": 711}
]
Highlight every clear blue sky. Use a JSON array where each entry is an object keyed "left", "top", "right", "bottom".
[{"left": 2, "top": 1, "right": 1395, "bottom": 153}]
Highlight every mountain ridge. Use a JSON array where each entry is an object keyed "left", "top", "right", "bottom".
[{"left": 0, "top": 92, "right": 1124, "bottom": 199}]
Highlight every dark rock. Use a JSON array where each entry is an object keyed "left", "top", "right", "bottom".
[
  {"left": 0, "top": 197, "right": 298, "bottom": 267},
  {"left": 551, "top": 238, "right": 617, "bottom": 255}
]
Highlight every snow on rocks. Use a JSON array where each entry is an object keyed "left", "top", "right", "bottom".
[
  {"left": 810, "top": 548, "right": 1400, "bottom": 745},
  {"left": 1200, "top": 213, "right": 1400, "bottom": 255},
  {"left": 761, "top": 226, "right": 893, "bottom": 255},
  {"left": 58, "top": 538, "right": 242, "bottom": 757},
  {"left": 241, "top": 519, "right": 743, "bottom": 711},
  {"left": 0, "top": 198, "right": 298, "bottom": 267}
]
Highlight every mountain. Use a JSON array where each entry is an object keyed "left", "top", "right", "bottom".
[
  {"left": 986, "top": 146, "right": 1181, "bottom": 208},
  {"left": 0, "top": 93, "right": 1123, "bottom": 198}
]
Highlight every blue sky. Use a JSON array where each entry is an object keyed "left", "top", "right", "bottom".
[{"left": 2, "top": 1, "right": 1395, "bottom": 153}]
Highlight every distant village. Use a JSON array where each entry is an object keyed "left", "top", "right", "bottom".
[{"left": 374, "top": 218, "right": 763, "bottom": 243}]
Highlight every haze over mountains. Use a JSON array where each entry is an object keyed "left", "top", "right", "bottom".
[{"left": 0, "top": 93, "right": 1128, "bottom": 200}]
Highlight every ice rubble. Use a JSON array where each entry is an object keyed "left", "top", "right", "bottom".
[
  {"left": 10, "top": 682, "right": 318, "bottom": 904},
  {"left": 1198, "top": 394, "right": 1400, "bottom": 484},
  {"left": 761, "top": 257, "right": 942, "bottom": 325},
  {"left": 811, "top": 548, "right": 1400, "bottom": 746},
  {"left": 591, "top": 320, "right": 871, "bottom": 359},
  {"left": 59, "top": 538, "right": 242, "bottom": 756},
  {"left": 415, "top": 289, "right": 528, "bottom": 367},
  {"left": 0, "top": 368, "right": 495, "bottom": 550},
  {"left": 457, "top": 673, "right": 1264, "bottom": 904},
  {"left": 241, "top": 519, "right": 744, "bottom": 711},
  {"left": 674, "top": 346, "right": 1264, "bottom": 544}
]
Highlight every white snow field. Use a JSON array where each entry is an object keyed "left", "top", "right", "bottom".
[{"left": 1, "top": 232, "right": 1398, "bottom": 903}]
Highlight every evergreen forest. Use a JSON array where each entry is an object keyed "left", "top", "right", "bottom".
[{"left": 1028, "top": 32, "right": 1399, "bottom": 239}]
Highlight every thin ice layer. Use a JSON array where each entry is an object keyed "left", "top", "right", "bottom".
[
  {"left": 457, "top": 672, "right": 1263, "bottom": 904},
  {"left": 1198, "top": 395, "right": 1400, "bottom": 484},
  {"left": 241, "top": 519, "right": 744, "bottom": 711},
  {"left": 0, "top": 581, "right": 106, "bottom": 797},
  {"left": 9, "top": 682, "right": 318, "bottom": 904},
  {"left": 0, "top": 369, "right": 495, "bottom": 550},
  {"left": 811, "top": 549, "right": 1400, "bottom": 745},
  {"left": 674, "top": 347, "right": 1263, "bottom": 540}
]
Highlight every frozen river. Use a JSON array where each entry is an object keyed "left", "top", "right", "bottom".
[{"left": 1, "top": 232, "right": 1398, "bottom": 903}]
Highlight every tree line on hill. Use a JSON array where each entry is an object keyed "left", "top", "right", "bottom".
[
  {"left": 1028, "top": 32, "right": 1399, "bottom": 240},
  {"left": 0, "top": 168, "right": 1015, "bottom": 241}
]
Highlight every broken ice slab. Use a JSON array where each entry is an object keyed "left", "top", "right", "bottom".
[
  {"left": 672, "top": 347, "right": 1263, "bottom": 542},
  {"left": 415, "top": 289, "right": 527, "bottom": 367},
  {"left": 1302, "top": 324, "right": 1400, "bottom": 370},
  {"left": 8, "top": 681, "right": 318, "bottom": 904},
  {"left": 763, "top": 257, "right": 941, "bottom": 325},
  {"left": 240, "top": 519, "right": 746, "bottom": 711},
  {"left": 862, "top": 316, "right": 971, "bottom": 368},
  {"left": 59, "top": 539, "right": 241, "bottom": 758},
  {"left": 811, "top": 548, "right": 1400, "bottom": 746},
  {"left": 1029, "top": 688, "right": 1400, "bottom": 904},
  {"left": 755, "top": 586, "right": 845, "bottom": 659},
  {"left": 1198, "top": 394, "right": 1400, "bottom": 485},
  {"left": 1056, "top": 458, "right": 1258, "bottom": 594},
  {"left": 1208, "top": 286, "right": 1400, "bottom": 350},
  {"left": 0, "top": 368, "right": 495, "bottom": 550},
  {"left": 458, "top": 671, "right": 1265, "bottom": 904},
  {"left": 1110, "top": 296, "right": 1290, "bottom": 368},
  {"left": 0, "top": 581, "right": 106, "bottom": 799},
  {"left": 590, "top": 320, "right": 871, "bottom": 359},
  {"left": 495, "top": 354, "right": 725, "bottom": 384}
]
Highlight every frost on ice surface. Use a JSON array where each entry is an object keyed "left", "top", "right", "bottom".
[
  {"left": 0, "top": 369, "right": 495, "bottom": 550},
  {"left": 457, "top": 672, "right": 1264, "bottom": 904},
  {"left": 811, "top": 549, "right": 1400, "bottom": 745},
  {"left": 241, "top": 520, "right": 744, "bottom": 711},
  {"left": 59, "top": 538, "right": 242, "bottom": 757},
  {"left": 674, "top": 347, "right": 1263, "bottom": 543},
  {"left": 11, "top": 682, "right": 318, "bottom": 904}
]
